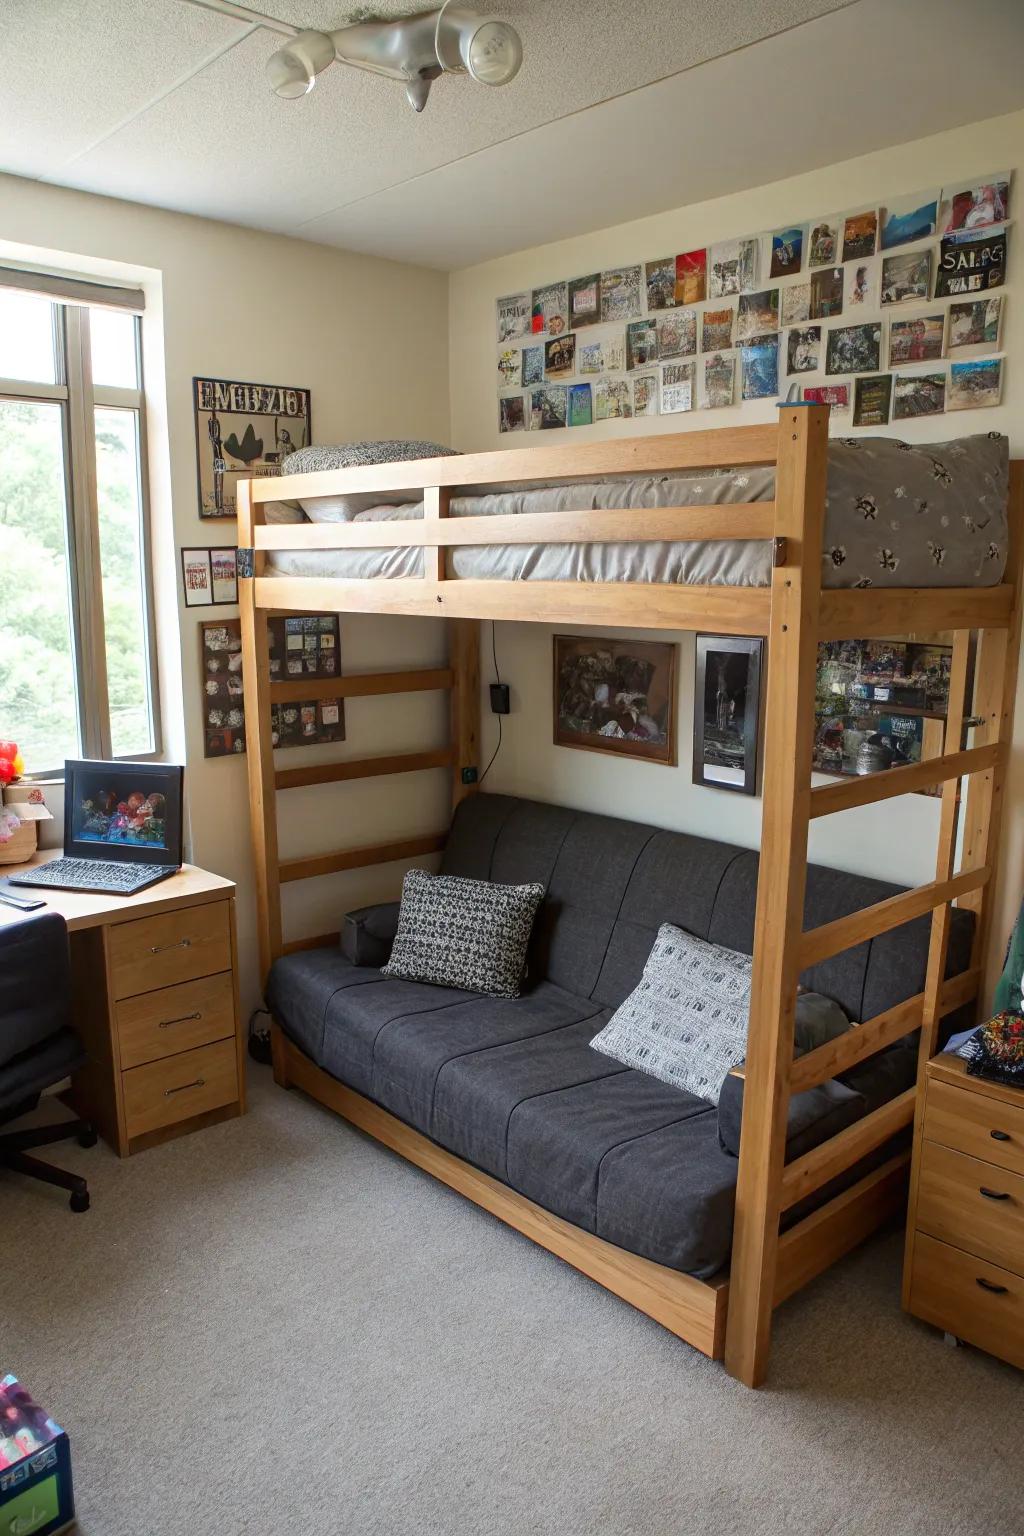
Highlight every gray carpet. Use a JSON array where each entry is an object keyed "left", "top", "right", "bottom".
[{"left": 6, "top": 1068, "right": 1021, "bottom": 1536}]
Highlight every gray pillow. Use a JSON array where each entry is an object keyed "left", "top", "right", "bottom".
[
  {"left": 382, "top": 869, "right": 544, "bottom": 999},
  {"left": 282, "top": 441, "right": 458, "bottom": 523}
]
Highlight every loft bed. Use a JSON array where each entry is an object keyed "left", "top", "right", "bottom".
[{"left": 236, "top": 407, "right": 1023, "bottom": 1388}]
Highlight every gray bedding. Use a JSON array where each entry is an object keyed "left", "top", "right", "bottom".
[{"left": 265, "top": 433, "right": 1008, "bottom": 589}]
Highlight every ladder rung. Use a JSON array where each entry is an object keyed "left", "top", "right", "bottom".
[
  {"left": 789, "top": 995, "right": 923, "bottom": 1094},
  {"left": 809, "top": 743, "right": 1002, "bottom": 819},
  {"left": 779, "top": 1088, "right": 916, "bottom": 1210},
  {"left": 276, "top": 747, "right": 455, "bottom": 791},
  {"left": 799, "top": 866, "right": 990, "bottom": 970},
  {"left": 269, "top": 668, "right": 454, "bottom": 705},
  {"left": 280, "top": 831, "right": 446, "bottom": 884}
]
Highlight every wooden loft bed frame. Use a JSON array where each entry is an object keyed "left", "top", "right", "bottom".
[{"left": 236, "top": 406, "right": 1023, "bottom": 1388}]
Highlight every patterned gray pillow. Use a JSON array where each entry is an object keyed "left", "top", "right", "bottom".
[
  {"left": 590, "top": 924, "right": 751, "bottom": 1105},
  {"left": 382, "top": 868, "right": 544, "bottom": 999},
  {"left": 281, "top": 441, "right": 458, "bottom": 523}
]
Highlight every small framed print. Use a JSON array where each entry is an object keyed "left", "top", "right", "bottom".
[
  {"left": 181, "top": 547, "right": 238, "bottom": 607},
  {"left": 553, "top": 634, "right": 677, "bottom": 765},
  {"left": 210, "top": 547, "right": 238, "bottom": 604},
  {"left": 693, "top": 635, "right": 764, "bottom": 795}
]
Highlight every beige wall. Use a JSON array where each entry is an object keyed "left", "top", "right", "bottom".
[
  {"left": 0, "top": 173, "right": 451, "bottom": 1013},
  {"left": 448, "top": 110, "right": 1024, "bottom": 1009}
]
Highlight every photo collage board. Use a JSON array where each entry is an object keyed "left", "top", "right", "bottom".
[
  {"left": 199, "top": 616, "right": 344, "bottom": 758},
  {"left": 494, "top": 173, "right": 1009, "bottom": 433}
]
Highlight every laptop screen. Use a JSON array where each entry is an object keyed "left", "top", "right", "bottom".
[{"left": 63, "top": 760, "right": 184, "bottom": 867}]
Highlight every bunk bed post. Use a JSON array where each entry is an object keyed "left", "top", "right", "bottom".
[
  {"left": 724, "top": 404, "right": 830, "bottom": 1388},
  {"left": 237, "top": 476, "right": 284, "bottom": 989},
  {"left": 449, "top": 618, "right": 481, "bottom": 810}
]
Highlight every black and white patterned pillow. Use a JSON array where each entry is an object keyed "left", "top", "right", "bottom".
[
  {"left": 590, "top": 924, "right": 751, "bottom": 1105},
  {"left": 382, "top": 869, "right": 544, "bottom": 998}
]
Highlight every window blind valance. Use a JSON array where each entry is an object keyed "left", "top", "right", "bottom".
[{"left": 0, "top": 264, "right": 145, "bottom": 313}]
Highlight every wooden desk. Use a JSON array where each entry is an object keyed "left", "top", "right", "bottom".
[{"left": 1, "top": 851, "right": 246, "bottom": 1157}]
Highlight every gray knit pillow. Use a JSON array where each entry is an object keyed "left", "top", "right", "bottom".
[{"left": 382, "top": 869, "right": 544, "bottom": 999}]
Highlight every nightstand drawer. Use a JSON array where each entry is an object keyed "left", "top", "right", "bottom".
[
  {"left": 917, "top": 1140, "right": 1024, "bottom": 1273},
  {"left": 909, "top": 1233, "right": 1024, "bottom": 1371},
  {"left": 925, "top": 1078, "right": 1024, "bottom": 1178},
  {"left": 122, "top": 1038, "right": 238, "bottom": 1139},
  {"left": 116, "top": 971, "right": 235, "bottom": 1070},
  {"left": 108, "top": 901, "right": 231, "bottom": 1000}
]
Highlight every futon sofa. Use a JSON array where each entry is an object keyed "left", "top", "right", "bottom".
[{"left": 266, "top": 793, "right": 973, "bottom": 1278}]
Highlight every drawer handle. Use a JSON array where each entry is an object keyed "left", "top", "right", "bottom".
[
  {"left": 979, "top": 1186, "right": 1011, "bottom": 1202},
  {"left": 158, "top": 1012, "right": 202, "bottom": 1029},
  {"left": 164, "top": 1077, "right": 205, "bottom": 1098},
  {"left": 976, "top": 1277, "right": 1009, "bottom": 1295},
  {"left": 990, "top": 1129, "right": 1013, "bottom": 1142},
  {"left": 150, "top": 937, "right": 191, "bottom": 955}
]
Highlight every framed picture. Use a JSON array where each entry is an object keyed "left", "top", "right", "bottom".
[
  {"left": 693, "top": 635, "right": 764, "bottom": 795},
  {"left": 193, "top": 376, "right": 311, "bottom": 519},
  {"left": 200, "top": 618, "right": 246, "bottom": 757},
  {"left": 552, "top": 635, "right": 677, "bottom": 765},
  {"left": 200, "top": 613, "right": 344, "bottom": 757},
  {"left": 181, "top": 547, "right": 238, "bottom": 607}
]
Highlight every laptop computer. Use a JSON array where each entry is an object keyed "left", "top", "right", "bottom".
[{"left": 8, "top": 760, "right": 185, "bottom": 896}]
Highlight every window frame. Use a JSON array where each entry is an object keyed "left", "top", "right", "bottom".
[{"left": 0, "top": 285, "right": 161, "bottom": 774}]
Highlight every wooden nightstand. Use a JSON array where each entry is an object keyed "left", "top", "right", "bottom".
[
  {"left": 904, "top": 1053, "right": 1024, "bottom": 1370},
  {"left": 0, "top": 852, "right": 246, "bottom": 1157}
]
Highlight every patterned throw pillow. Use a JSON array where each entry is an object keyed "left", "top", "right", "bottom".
[
  {"left": 590, "top": 924, "right": 752, "bottom": 1105},
  {"left": 382, "top": 869, "right": 545, "bottom": 999}
]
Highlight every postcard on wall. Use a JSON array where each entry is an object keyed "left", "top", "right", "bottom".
[
  {"left": 568, "top": 273, "right": 601, "bottom": 328},
  {"left": 496, "top": 291, "right": 531, "bottom": 343},
  {"left": 809, "top": 267, "right": 843, "bottom": 320},
  {"left": 708, "top": 237, "right": 758, "bottom": 298},
  {"left": 948, "top": 295, "right": 1003, "bottom": 352},
  {"left": 769, "top": 226, "right": 804, "bottom": 279},
  {"left": 938, "top": 173, "right": 1009, "bottom": 236},
  {"left": 499, "top": 395, "right": 527, "bottom": 433},
  {"left": 554, "top": 634, "right": 677, "bottom": 767},
  {"left": 781, "top": 283, "right": 811, "bottom": 326},
  {"left": 568, "top": 383, "right": 593, "bottom": 427},
  {"left": 601, "top": 333, "right": 626, "bottom": 373},
  {"left": 880, "top": 191, "right": 938, "bottom": 250},
  {"left": 544, "top": 333, "right": 576, "bottom": 379},
  {"left": 645, "top": 258, "right": 677, "bottom": 311},
  {"left": 632, "top": 372, "right": 660, "bottom": 417},
  {"left": 825, "top": 322, "right": 881, "bottom": 375},
  {"left": 193, "top": 376, "right": 310, "bottom": 520},
  {"left": 497, "top": 349, "right": 519, "bottom": 388},
  {"left": 181, "top": 548, "right": 213, "bottom": 607},
  {"left": 888, "top": 312, "right": 945, "bottom": 367},
  {"left": 702, "top": 353, "right": 735, "bottom": 409},
  {"left": 675, "top": 249, "right": 707, "bottom": 305},
  {"left": 594, "top": 376, "right": 632, "bottom": 420},
  {"left": 600, "top": 266, "right": 642, "bottom": 322},
  {"left": 786, "top": 325, "right": 821, "bottom": 375},
  {"left": 660, "top": 361, "right": 695, "bottom": 415},
  {"left": 892, "top": 372, "right": 946, "bottom": 420},
  {"left": 578, "top": 341, "right": 603, "bottom": 376},
  {"left": 210, "top": 547, "right": 238, "bottom": 604},
  {"left": 808, "top": 219, "right": 839, "bottom": 268},
  {"left": 841, "top": 209, "right": 878, "bottom": 261},
  {"left": 740, "top": 334, "right": 778, "bottom": 400},
  {"left": 853, "top": 374, "right": 893, "bottom": 428},
  {"left": 625, "top": 318, "right": 658, "bottom": 371},
  {"left": 935, "top": 228, "right": 1007, "bottom": 298},
  {"left": 736, "top": 288, "right": 780, "bottom": 342},
  {"left": 701, "top": 306, "right": 734, "bottom": 351},
  {"left": 530, "top": 386, "right": 568, "bottom": 429},
  {"left": 948, "top": 357, "right": 1003, "bottom": 411},
  {"left": 531, "top": 281, "right": 568, "bottom": 335},
  {"left": 803, "top": 383, "right": 850, "bottom": 411},
  {"left": 844, "top": 260, "right": 877, "bottom": 310},
  {"left": 880, "top": 249, "right": 932, "bottom": 305},
  {"left": 521, "top": 345, "right": 544, "bottom": 386},
  {"left": 657, "top": 308, "right": 697, "bottom": 359}
]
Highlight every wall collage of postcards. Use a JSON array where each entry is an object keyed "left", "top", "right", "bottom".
[{"left": 494, "top": 175, "right": 1009, "bottom": 433}]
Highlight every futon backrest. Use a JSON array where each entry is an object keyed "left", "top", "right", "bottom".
[{"left": 441, "top": 792, "right": 973, "bottom": 1024}]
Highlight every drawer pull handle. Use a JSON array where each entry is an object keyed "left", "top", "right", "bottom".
[
  {"left": 164, "top": 1077, "right": 205, "bottom": 1098},
  {"left": 158, "top": 1012, "right": 202, "bottom": 1029},
  {"left": 976, "top": 1277, "right": 1009, "bottom": 1295},
  {"left": 150, "top": 938, "right": 192, "bottom": 955},
  {"left": 979, "top": 1187, "right": 1011, "bottom": 1202},
  {"left": 990, "top": 1129, "right": 1012, "bottom": 1142}
]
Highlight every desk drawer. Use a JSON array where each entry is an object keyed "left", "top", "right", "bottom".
[
  {"left": 917, "top": 1140, "right": 1024, "bottom": 1274},
  {"left": 108, "top": 902, "right": 231, "bottom": 1000},
  {"left": 909, "top": 1232, "right": 1024, "bottom": 1370},
  {"left": 122, "top": 1038, "right": 238, "bottom": 1139},
  {"left": 116, "top": 971, "right": 235, "bottom": 1070},
  {"left": 924, "top": 1078, "right": 1024, "bottom": 1179}
]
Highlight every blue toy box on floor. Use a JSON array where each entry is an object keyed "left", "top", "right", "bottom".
[{"left": 0, "top": 1376, "right": 74, "bottom": 1536}]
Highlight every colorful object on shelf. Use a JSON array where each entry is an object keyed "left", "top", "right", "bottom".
[
  {"left": 0, "top": 1376, "right": 75, "bottom": 1536},
  {"left": 0, "top": 740, "right": 24, "bottom": 787},
  {"left": 961, "top": 1011, "right": 1024, "bottom": 1087}
]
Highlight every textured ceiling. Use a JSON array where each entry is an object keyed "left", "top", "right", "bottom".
[{"left": 1, "top": 0, "right": 1023, "bottom": 268}]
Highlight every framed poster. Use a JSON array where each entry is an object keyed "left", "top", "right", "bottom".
[
  {"left": 200, "top": 618, "right": 246, "bottom": 757},
  {"left": 693, "top": 635, "right": 764, "bottom": 795},
  {"left": 200, "top": 614, "right": 344, "bottom": 757},
  {"left": 181, "top": 547, "right": 238, "bottom": 607},
  {"left": 193, "top": 376, "right": 311, "bottom": 519},
  {"left": 553, "top": 634, "right": 677, "bottom": 765}
]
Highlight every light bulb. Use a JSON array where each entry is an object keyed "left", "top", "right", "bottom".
[
  {"left": 266, "top": 30, "right": 335, "bottom": 99},
  {"left": 463, "top": 19, "right": 522, "bottom": 85}
]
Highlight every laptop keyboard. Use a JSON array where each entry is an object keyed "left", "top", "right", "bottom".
[{"left": 10, "top": 857, "right": 178, "bottom": 894}]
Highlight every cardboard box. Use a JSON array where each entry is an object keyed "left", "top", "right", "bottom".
[{"left": 0, "top": 1377, "right": 74, "bottom": 1536}]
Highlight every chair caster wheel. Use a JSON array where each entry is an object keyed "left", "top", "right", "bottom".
[
  {"left": 78, "top": 1126, "right": 98, "bottom": 1149},
  {"left": 69, "top": 1190, "right": 90, "bottom": 1213}
]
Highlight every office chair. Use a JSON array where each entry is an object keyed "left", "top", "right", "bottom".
[{"left": 0, "top": 910, "right": 96, "bottom": 1212}]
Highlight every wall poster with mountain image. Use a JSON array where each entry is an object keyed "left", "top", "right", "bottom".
[{"left": 193, "top": 376, "right": 311, "bottom": 519}]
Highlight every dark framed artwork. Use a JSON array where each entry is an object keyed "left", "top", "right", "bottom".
[
  {"left": 553, "top": 634, "right": 677, "bottom": 765},
  {"left": 193, "top": 376, "right": 311, "bottom": 519},
  {"left": 199, "top": 614, "right": 344, "bottom": 757},
  {"left": 693, "top": 635, "right": 764, "bottom": 795}
]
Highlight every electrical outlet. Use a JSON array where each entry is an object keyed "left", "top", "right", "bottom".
[
  {"left": 461, "top": 766, "right": 478, "bottom": 785},
  {"left": 490, "top": 682, "right": 511, "bottom": 715}
]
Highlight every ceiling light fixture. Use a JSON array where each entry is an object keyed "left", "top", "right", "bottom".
[{"left": 266, "top": 2, "right": 524, "bottom": 113}]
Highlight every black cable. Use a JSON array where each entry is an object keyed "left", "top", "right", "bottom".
[{"left": 479, "top": 619, "right": 503, "bottom": 786}]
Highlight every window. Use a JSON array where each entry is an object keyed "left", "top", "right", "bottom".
[{"left": 0, "top": 279, "right": 159, "bottom": 774}]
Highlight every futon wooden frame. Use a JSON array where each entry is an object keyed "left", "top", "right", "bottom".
[{"left": 237, "top": 407, "right": 1022, "bottom": 1387}]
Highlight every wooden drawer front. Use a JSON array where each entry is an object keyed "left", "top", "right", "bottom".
[
  {"left": 116, "top": 972, "right": 234, "bottom": 1071},
  {"left": 109, "top": 901, "right": 231, "bottom": 1000},
  {"left": 910, "top": 1232, "right": 1024, "bottom": 1371},
  {"left": 917, "top": 1141, "right": 1024, "bottom": 1273},
  {"left": 123, "top": 1039, "right": 238, "bottom": 1140},
  {"left": 925, "top": 1078, "right": 1024, "bottom": 1178}
]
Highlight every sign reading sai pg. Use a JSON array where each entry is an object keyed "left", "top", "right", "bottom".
[{"left": 935, "top": 228, "right": 1007, "bottom": 298}]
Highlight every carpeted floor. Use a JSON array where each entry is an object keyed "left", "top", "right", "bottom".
[{"left": 6, "top": 1066, "right": 1021, "bottom": 1536}]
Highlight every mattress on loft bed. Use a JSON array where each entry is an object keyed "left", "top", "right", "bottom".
[{"left": 264, "top": 433, "right": 1009, "bottom": 589}]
